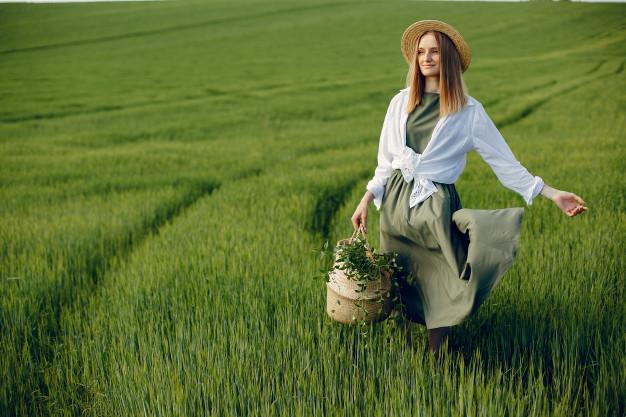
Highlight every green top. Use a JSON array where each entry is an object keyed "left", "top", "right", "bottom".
[{"left": 406, "top": 91, "right": 440, "bottom": 154}]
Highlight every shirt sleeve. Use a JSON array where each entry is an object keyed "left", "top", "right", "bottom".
[
  {"left": 470, "top": 102, "right": 544, "bottom": 206},
  {"left": 366, "top": 95, "right": 398, "bottom": 211}
]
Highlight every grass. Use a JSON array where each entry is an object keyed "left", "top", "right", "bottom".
[{"left": 1, "top": 0, "right": 625, "bottom": 416}]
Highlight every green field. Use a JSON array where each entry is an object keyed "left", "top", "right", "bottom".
[{"left": 1, "top": 1, "right": 625, "bottom": 416}]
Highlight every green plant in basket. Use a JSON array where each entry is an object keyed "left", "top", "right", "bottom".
[
  {"left": 333, "top": 233, "right": 400, "bottom": 287},
  {"left": 318, "top": 229, "right": 409, "bottom": 337}
]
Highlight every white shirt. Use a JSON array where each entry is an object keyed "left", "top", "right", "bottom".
[{"left": 366, "top": 87, "right": 544, "bottom": 210}]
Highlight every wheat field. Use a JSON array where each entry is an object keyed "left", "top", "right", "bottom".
[{"left": 1, "top": 1, "right": 625, "bottom": 416}]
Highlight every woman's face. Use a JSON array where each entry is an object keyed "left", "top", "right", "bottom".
[{"left": 416, "top": 32, "right": 440, "bottom": 77}]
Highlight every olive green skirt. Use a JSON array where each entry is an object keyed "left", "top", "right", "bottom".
[{"left": 380, "top": 169, "right": 524, "bottom": 329}]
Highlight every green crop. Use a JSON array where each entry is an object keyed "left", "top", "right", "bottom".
[{"left": 1, "top": 1, "right": 624, "bottom": 416}]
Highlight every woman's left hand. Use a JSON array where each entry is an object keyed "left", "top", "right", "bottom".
[{"left": 552, "top": 191, "right": 588, "bottom": 217}]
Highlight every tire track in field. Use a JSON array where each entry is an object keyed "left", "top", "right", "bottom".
[
  {"left": 14, "top": 141, "right": 364, "bottom": 414},
  {"left": 482, "top": 79, "right": 558, "bottom": 109},
  {"left": 306, "top": 173, "right": 370, "bottom": 241},
  {"left": 40, "top": 145, "right": 376, "bottom": 414},
  {"left": 16, "top": 181, "right": 216, "bottom": 329},
  {"left": 2, "top": 52, "right": 614, "bottom": 126},
  {"left": 58, "top": 169, "right": 262, "bottom": 304},
  {"left": 305, "top": 171, "right": 378, "bottom": 267},
  {"left": 494, "top": 59, "right": 623, "bottom": 129},
  {"left": 4, "top": 168, "right": 268, "bottom": 415},
  {"left": 64, "top": 167, "right": 261, "bottom": 296},
  {"left": 475, "top": 30, "right": 626, "bottom": 68},
  {"left": 583, "top": 59, "right": 607, "bottom": 75},
  {"left": 0, "top": 1, "right": 353, "bottom": 56},
  {"left": 0, "top": 74, "right": 391, "bottom": 125},
  {"left": 3, "top": 54, "right": 620, "bottom": 126}
]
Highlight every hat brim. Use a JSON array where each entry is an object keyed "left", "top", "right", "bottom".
[{"left": 401, "top": 20, "right": 471, "bottom": 73}]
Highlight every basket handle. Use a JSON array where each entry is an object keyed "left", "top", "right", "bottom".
[{"left": 351, "top": 224, "right": 367, "bottom": 242}]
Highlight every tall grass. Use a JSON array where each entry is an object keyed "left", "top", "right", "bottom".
[{"left": 1, "top": 1, "right": 624, "bottom": 415}]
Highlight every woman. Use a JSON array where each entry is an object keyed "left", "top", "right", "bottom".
[{"left": 351, "top": 20, "right": 587, "bottom": 356}]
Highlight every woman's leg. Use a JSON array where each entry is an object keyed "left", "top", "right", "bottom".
[
  {"left": 403, "top": 320, "right": 413, "bottom": 347},
  {"left": 427, "top": 326, "right": 450, "bottom": 353}
]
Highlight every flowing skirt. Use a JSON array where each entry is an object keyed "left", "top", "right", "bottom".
[{"left": 380, "top": 169, "right": 524, "bottom": 329}]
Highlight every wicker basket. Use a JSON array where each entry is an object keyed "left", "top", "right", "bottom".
[{"left": 325, "top": 230, "right": 395, "bottom": 325}]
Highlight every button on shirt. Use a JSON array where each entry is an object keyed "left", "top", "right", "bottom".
[{"left": 366, "top": 87, "right": 545, "bottom": 210}]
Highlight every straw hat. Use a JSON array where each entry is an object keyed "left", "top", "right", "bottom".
[{"left": 401, "top": 19, "right": 471, "bottom": 72}]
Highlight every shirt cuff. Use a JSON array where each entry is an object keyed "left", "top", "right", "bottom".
[
  {"left": 524, "top": 176, "right": 545, "bottom": 206},
  {"left": 366, "top": 181, "right": 385, "bottom": 211}
]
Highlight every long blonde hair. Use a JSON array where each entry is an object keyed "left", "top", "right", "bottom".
[{"left": 405, "top": 30, "right": 468, "bottom": 117}]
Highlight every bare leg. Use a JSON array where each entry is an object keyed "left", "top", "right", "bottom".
[
  {"left": 403, "top": 320, "right": 413, "bottom": 347},
  {"left": 427, "top": 326, "right": 450, "bottom": 354}
]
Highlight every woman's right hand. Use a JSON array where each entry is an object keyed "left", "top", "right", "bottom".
[
  {"left": 351, "top": 191, "right": 374, "bottom": 233},
  {"left": 540, "top": 184, "right": 587, "bottom": 217},
  {"left": 552, "top": 190, "right": 587, "bottom": 217}
]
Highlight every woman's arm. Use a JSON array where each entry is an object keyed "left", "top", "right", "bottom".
[
  {"left": 471, "top": 103, "right": 587, "bottom": 217},
  {"left": 365, "top": 93, "right": 400, "bottom": 211},
  {"left": 471, "top": 102, "right": 544, "bottom": 206},
  {"left": 352, "top": 191, "right": 374, "bottom": 233},
  {"left": 353, "top": 94, "right": 402, "bottom": 232}
]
